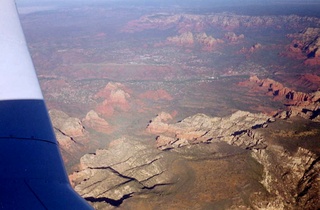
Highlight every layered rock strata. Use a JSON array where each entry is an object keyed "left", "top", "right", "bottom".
[
  {"left": 147, "top": 110, "right": 273, "bottom": 150},
  {"left": 70, "top": 138, "right": 177, "bottom": 209},
  {"left": 240, "top": 76, "right": 320, "bottom": 120},
  {"left": 49, "top": 109, "right": 86, "bottom": 152}
]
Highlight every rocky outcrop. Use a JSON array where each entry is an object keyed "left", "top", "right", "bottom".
[
  {"left": 239, "top": 43, "right": 262, "bottom": 55},
  {"left": 196, "top": 32, "right": 224, "bottom": 50},
  {"left": 146, "top": 111, "right": 173, "bottom": 134},
  {"left": 287, "top": 27, "right": 320, "bottom": 65},
  {"left": 251, "top": 146, "right": 320, "bottom": 210},
  {"left": 72, "top": 108, "right": 320, "bottom": 209},
  {"left": 82, "top": 110, "right": 113, "bottom": 134},
  {"left": 123, "top": 13, "right": 320, "bottom": 54},
  {"left": 240, "top": 76, "right": 320, "bottom": 120},
  {"left": 147, "top": 110, "right": 273, "bottom": 150},
  {"left": 49, "top": 109, "right": 88, "bottom": 163},
  {"left": 147, "top": 110, "right": 320, "bottom": 209},
  {"left": 225, "top": 32, "right": 244, "bottom": 42},
  {"left": 167, "top": 32, "right": 194, "bottom": 46},
  {"left": 70, "top": 137, "right": 178, "bottom": 209},
  {"left": 94, "top": 82, "right": 131, "bottom": 117},
  {"left": 166, "top": 32, "right": 223, "bottom": 50},
  {"left": 249, "top": 43, "right": 262, "bottom": 52},
  {"left": 49, "top": 109, "right": 85, "bottom": 138}
]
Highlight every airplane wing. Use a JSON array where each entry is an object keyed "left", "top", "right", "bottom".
[{"left": 0, "top": 1, "right": 93, "bottom": 209}]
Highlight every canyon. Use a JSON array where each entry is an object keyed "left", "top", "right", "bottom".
[{"left": 18, "top": 2, "right": 320, "bottom": 209}]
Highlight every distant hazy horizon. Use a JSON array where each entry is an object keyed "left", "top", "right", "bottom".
[
  {"left": 16, "top": 0, "right": 320, "bottom": 8},
  {"left": 16, "top": 0, "right": 320, "bottom": 18}
]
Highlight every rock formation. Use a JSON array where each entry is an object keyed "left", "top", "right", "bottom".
[
  {"left": 49, "top": 109, "right": 85, "bottom": 138},
  {"left": 147, "top": 111, "right": 320, "bottom": 209},
  {"left": 240, "top": 76, "right": 320, "bottom": 120},
  {"left": 122, "top": 13, "right": 320, "bottom": 34},
  {"left": 94, "top": 82, "right": 131, "bottom": 117},
  {"left": 122, "top": 13, "right": 320, "bottom": 55},
  {"left": 49, "top": 109, "right": 88, "bottom": 164},
  {"left": 287, "top": 27, "right": 320, "bottom": 65},
  {"left": 70, "top": 137, "right": 178, "bottom": 209},
  {"left": 147, "top": 110, "right": 273, "bottom": 150},
  {"left": 195, "top": 32, "right": 224, "bottom": 50},
  {"left": 251, "top": 145, "right": 320, "bottom": 210},
  {"left": 82, "top": 110, "right": 113, "bottom": 134},
  {"left": 49, "top": 109, "right": 85, "bottom": 147},
  {"left": 146, "top": 111, "right": 173, "bottom": 134},
  {"left": 224, "top": 32, "right": 245, "bottom": 42},
  {"left": 71, "top": 109, "right": 320, "bottom": 209},
  {"left": 249, "top": 43, "right": 262, "bottom": 52},
  {"left": 166, "top": 32, "right": 223, "bottom": 50},
  {"left": 167, "top": 32, "right": 195, "bottom": 46}
]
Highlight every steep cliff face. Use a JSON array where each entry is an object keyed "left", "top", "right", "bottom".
[{"left": 240, "top": 76, "right": 320, "bottom": 121}]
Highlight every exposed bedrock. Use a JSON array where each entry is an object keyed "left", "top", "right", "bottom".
[
  {"left": 71, "top": 110, "right": 320, "bottom": 209},
  {"left": 147, "top": 111, "right": 320, "bottom": 209},
  {"left": 147, "top": 110, "right": 273, "bottom": 150},
  {"left": 69, "top": 137, "right": 183, "bottom": 209},
  {"left": 252, "top": 146, "right": 320, "bottom": 210},
  {"left": 287, "top": 27, "right": 320, "bottom": 65},
  {"left": 49, "top": 109, "right": 88, "bottom": 158}
]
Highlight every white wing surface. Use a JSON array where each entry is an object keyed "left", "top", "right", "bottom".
[{"left": 0, "top": 1, "right": 93, "bottom": 209}]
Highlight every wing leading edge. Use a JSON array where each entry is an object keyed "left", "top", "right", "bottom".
[{"left": 0, "top": 1, "right": 93, "bottom": 209}]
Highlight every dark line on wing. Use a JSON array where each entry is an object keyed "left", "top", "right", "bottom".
[
  {"left": 0, "top": 136, "right": 57, "bottom": 145},
  {"left": 24, "top": 180, "right": 48, "bottom": 210}
]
